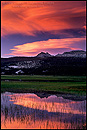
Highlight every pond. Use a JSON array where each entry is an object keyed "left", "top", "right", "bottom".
[{"left": 1, "top": 92, "right": 86, "bottom": 129}]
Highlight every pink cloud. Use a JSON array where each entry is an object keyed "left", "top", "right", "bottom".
[{"left": 5, "top": 37, "right": 86, "bottom": 56}]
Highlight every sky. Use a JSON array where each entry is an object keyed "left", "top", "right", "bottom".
[{"left": 1, "top": 1, "right": 86, "bottom": 58}]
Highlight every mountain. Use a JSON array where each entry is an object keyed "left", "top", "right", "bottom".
[
  {"left": 1, "top": 50, "right": 86, "bottom": 76},
  {"left": 63, "top": 50, "right": 86, "bottom": 54},
  {"left": 56, "top": 50, "right": 86, "bottom": 58},
  {"left": 36, "top": 52, "right": 52, "bottom": 58}
]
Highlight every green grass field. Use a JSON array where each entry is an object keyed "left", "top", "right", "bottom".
[
  {"left": 1, "top": 75, "right": 86, "bottom": 81},
  {"left": 1, "top": 75, "right": 86, "bottom": 95}
]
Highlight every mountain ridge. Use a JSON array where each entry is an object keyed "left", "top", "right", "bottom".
[
  {"left": 1, "top": 50, "right": 86, "bottom": 75},
  {"left": 55, "top": 50, "right": 86, "bottom": 58},
  {"left": 1, "top": 50, "right": 86, "bottom": 59}
]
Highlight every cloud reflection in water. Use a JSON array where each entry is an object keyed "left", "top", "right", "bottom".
[{"left": 1, "top": 92, "right": 86, "bottom": 129}]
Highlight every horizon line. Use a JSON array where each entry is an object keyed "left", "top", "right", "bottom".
[{"left": 1, "top": 49, "right": 86, "bottom": 58}]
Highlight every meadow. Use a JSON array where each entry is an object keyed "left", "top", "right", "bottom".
[{"left": 1, "top": 75, "right": 86, "bottom": 95}]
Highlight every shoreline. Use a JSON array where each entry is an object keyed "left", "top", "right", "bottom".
[
  {"left": 1, "top": 75, "right": 86, "bottom": 100},
  {"left": 1, "top": 89, "right": 86, "bottom": 101}
]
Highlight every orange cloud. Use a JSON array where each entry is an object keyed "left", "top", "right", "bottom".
[
  {"left": 1, "top": 1, "right": 86, "bottom": 36},
  {"left": 5, "top": 37, "right": 85, "bottom": 56}
]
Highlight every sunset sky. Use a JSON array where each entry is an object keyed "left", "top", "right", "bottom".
[{"left": 1, "top": 1, "right": 86, "bottom": 57}]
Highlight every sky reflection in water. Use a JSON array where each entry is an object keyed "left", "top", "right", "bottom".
[{"left": 1, "top": 92, "right": 86, "bottom": 129}]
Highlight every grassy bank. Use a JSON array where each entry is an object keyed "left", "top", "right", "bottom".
[
  {"left": 1, "top": 75, "right": 86, "bottom": 95},
  {"left": 1, "top": 75, "right": 86, "bottom": 81}
]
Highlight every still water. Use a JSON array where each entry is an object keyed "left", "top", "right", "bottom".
[{"left": 1, "top": 92, "right": 86, "bottom": 129}]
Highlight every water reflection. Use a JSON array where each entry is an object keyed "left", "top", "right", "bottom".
[{"left": 1, "top": 92, "right": 86, "bottom": 129}]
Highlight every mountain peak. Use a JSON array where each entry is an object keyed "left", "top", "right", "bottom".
[{"left": 36, "top": 52, "right": 52, "bottom": 58}]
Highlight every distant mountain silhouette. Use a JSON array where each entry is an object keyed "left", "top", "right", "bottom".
[
  {"left": 56, "top": 50, "right": 86, "bottom": 58},
  {"left": 36, "top": 52, "right": 52, "bottom": 58},
  {"left": 63, "top": 50, "right": 86, "bottom": 54}
]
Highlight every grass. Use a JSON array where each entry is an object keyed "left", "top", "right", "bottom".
[
  {"left": 1, "top": 75, "right": 86, "bottom": 96},
  {"left": 1, "top": 75, "right": 86, "bottom": 81}
]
